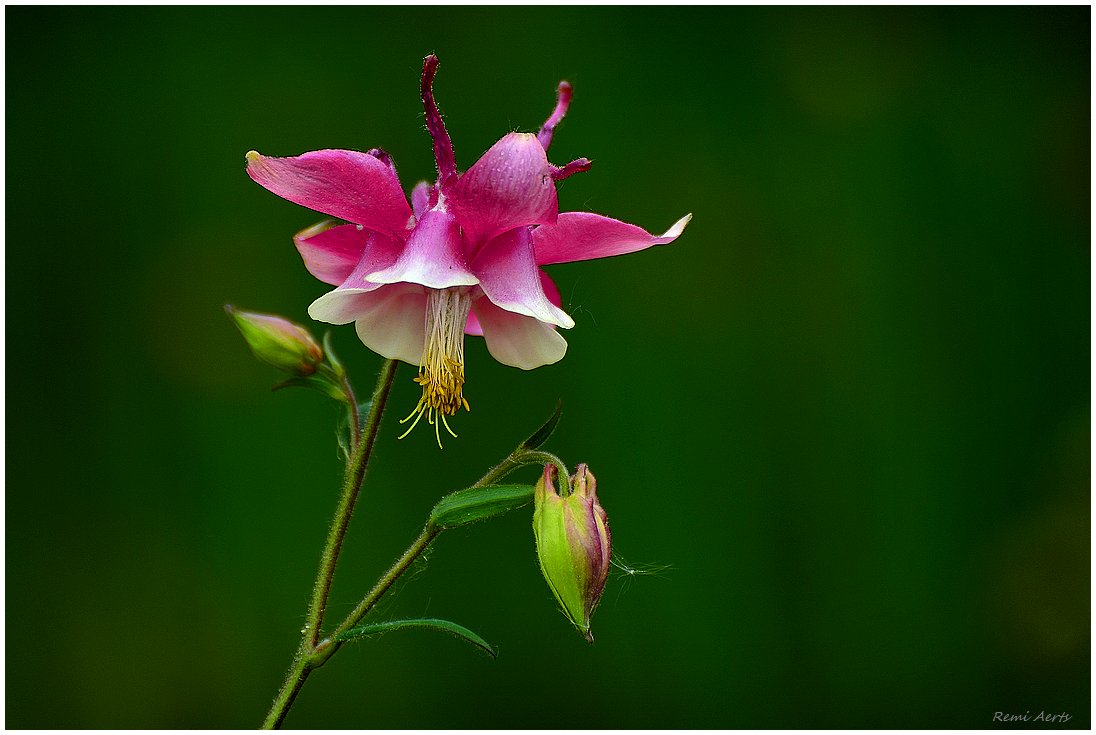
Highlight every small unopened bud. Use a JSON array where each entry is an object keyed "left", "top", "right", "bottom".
[
  {"left": 226, "top": 305, "right": 324, "bottom": 376},
  {"left": 532, "top": 463, "right": 610, "bottom": 643}
]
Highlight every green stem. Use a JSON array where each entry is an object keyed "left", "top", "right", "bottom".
[
  {"left": 261, "top": 358, "right": 398, "bottom": 729},
  {"left": 514, "top": 450, "right": 569, "bottom": 485},
  {"left": 311, "top": 447, "right": 539, "bottom": 665},
  {"left": 263, "top": 413, "right": 561, "bottom": 728},
  {"left": 473, "top": 454, "right": 522, "bottom": 487},
  {"left": 312, "top": 524, "right": 441, "bottom": 666},
  {"left": 308, "top": 358, "right": 397, "bottom": 641},
  {"left": 262, "top": 656, "right": 313, "bottom": 730},
  {"left": 472, "top": 448, "right": 567, "bottom": 489}
]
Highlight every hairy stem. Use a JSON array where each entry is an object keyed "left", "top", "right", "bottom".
[
  {"left": 262, "top": 358, "right": 398, "bottom": 729},
  {"left": 312, "top": 525, "right": 441, "bottom": 666},
  {"left": 308, "top": 359, "right": 397, "bottom": 641},
  {"left": 311, "top": 443, "right": 554, "bottom": 660},
  {"left": 514, "top": 450, "right": 569, "bottom": 484},
  {"left": 262, "top": 658, "right": 312, "bottom": 731},
  {"left": 472, "top": 448, "right": 563, "bottom": 488},
  {"left": 263, "top": 406, "right": 560, "bottom": 728}
]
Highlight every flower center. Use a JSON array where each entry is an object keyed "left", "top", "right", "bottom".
[{"left": 398, "top": 286, "right": 473, "bottom": 447}]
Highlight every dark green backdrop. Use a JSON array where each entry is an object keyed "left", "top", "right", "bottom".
[{"left": 7, "top": 6, "right": 1090, "bottom": 729}]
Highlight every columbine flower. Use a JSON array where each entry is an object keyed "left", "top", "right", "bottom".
[
  {"left": 533, "top": 464, "right": 610, "bottom": 643},
  {"left": 246, "top": 55, "right": 690, "bottom": 446}
]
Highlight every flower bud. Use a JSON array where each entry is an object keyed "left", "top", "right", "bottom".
[
  {"left": 226, "top": 305, "right": 324, "bottom": 376},
  {"left": 532, "top": 463, "right": 611, "bottom": 643}
]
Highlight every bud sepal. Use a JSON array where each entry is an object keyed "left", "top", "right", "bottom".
[
  {"left": 227, "top": 304, "right": 353, "bottom": 402},
  {"left": 226, "top": 305, "right": 324, "bottom": 376},
  {"left": 532, "top": 463, "right": 611, "bottom": 643}
]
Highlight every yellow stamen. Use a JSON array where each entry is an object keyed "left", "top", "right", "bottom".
[{"left": 398, "top": 287, "right": 473, "bottom": 448}]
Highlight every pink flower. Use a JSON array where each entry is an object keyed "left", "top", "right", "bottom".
[{"left": 246, "top": 55, "right": 690, "bottom": 445}]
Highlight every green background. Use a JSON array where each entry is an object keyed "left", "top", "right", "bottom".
[{"left": 7, "top": 6, "right": 1089, "bottom": 729}]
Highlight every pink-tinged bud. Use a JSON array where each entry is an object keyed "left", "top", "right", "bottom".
[
  {"left": 226, "top": 305, "right": 324, "bottom": 376},
  {"left": 532, "top": 463, "right": 611, "bottom": 643}
]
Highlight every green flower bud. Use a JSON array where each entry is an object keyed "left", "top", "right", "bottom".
[
  {"left": 226, "top": 305, "right": 324, "bottom": 376},
  {"left": 533, "top": 463, "right": 611, "bottom": 643}
]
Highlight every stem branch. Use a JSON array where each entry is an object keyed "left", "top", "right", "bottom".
[
  {"left": 313, "top": 443, "right": 553, "bottom": 660},
  {"left": 262, "top": 397, "right": 561, "bottom": 728},
  {"left": 313, "top": 524, "right": 441, "bottom": 666},
  {"left": 262, "top": 358, "right": 398, "bottom": 729},
  {"left": 307, "top": 359, "right": 397, "bottom": 643},
  {"left": 514, "top": 450, "right": 569, "bottom": 484}
]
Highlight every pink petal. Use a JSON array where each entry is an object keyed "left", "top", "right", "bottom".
[
  {"left": 410, "top": 181, "right": 432, "bottom": 219},
  {"left": 465, "top": 270, "right": 561, "bottom": 336},
  {"left": 471, "top": 227, "right": 574, "bottom": 329},
  {"left": 293, "top": 221, "right": 367, "bottom": 286},
  {"left": 306, "top": 233, "right": 405, "bottom": 322},
  {"left": 367, "top": 208, "right": 478, "bottom": 289},
  {"left": 308, "top": 289, "right": 375, "bottom": 325},
  {"left": 307, "top": 284, "right": 427, "bottom": 365},
  {"left": 353, "top": 285, "right": 428, "bottom": 365},
  {"left": 533, "top": 212, "right": 692, "bottom": 266},
  {"left": 464, "top": 305, "right": 484, "bottom": 337},
  {"left": 449, "top": 133, "right": 558, "bottom": 246},
  {"left": 246, "top": 149, "right": 413, "bottom": 240},
  {"left": 540, "top": 268, "right": 563, "bottom": 308},
  {"left": 472, "top": 296, "right": 568, "bottom": 370}
]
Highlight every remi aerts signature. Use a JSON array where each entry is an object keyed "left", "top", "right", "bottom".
[{"left": 993, "top": 711, "right": 1072, "bottom": 724}]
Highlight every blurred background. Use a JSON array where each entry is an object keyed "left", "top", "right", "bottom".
[{"left": 7, "top": 6, "right": 1089, "bottom": 729}]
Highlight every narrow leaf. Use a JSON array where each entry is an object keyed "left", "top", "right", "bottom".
[
  {"left": 520, "top": 400, "right": 563, "bottom": 451},
  {"left": 322, "top": 331, "right": 345, "bottom": 376},
  {"left": 430, "top": 484, "right": 535, "bottom": 529},
  {"left": 271, "top": 376, "right": 311, "bottom": 392},
  {"left": 335, "top": 416, "right": 351, "bottom": 462},
  {"left": 272, "top": 372, "right": 347, "bottom": 402},
  {"left": 335, "top": 618, "right": 497, "bottom": 658}
]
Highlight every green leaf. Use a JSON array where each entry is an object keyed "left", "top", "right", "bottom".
[
  {"left": 322, "top": 331, "right": 345, "bottom": 376},
  {"left": 271, "top": 372, "right": 347, "bottom": 401},
  {"left": 429, "top": 484, "right": 535, "bottom": 529},
  {"left": 520, "top": 400, "right": 563, "bottom": 451},
  {"left": 335, "top": 400, "right": 372, "bottom": 459},
  {"left": 335, "top": 416, "right": 352, "bottom": 462},
  {"left": 335, "top": 618, "right": 497, "bottom": 658}
]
